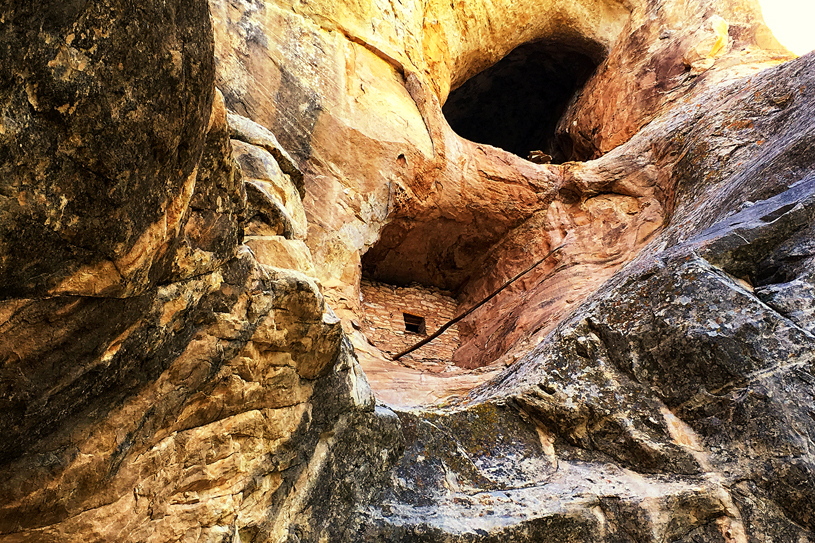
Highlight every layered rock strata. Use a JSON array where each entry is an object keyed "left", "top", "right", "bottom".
[
  {"left": 1, "top": 0, "right": 814, "bottom": 541},
  {"left": 209, "top": 0, "right": 815, "bottom": 539},
  {"left": 0, "top": 2, "right": 400, "bottom": 541}
]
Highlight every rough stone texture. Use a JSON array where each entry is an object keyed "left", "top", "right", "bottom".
[
  {"left": 361, "top": 279, "right": 461, "bottom": 364},
  {"left": 0, "top": 0, "right": 224, "bottom": 298},
  {"left": 208, "top": 0, "right": 634, "bottom": 325},
  {"left": 0, "top": 1, "right": 400, "bottom": 542},
  {"left": 205, "top": 0, "right": 813, "bottom": 538},
  {"left": 2, "top": 0, "right": 815, "bottom": 541},
  {"left": 345, "top": 52, "right": 815, "bottom": 543},
  {"left": 0, "top": 255, "right": 397, "bottom": 542}
]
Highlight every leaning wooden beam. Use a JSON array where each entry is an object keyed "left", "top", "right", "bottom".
[{"left": 393, "top": 243, "right": 567, "bottom": 360}]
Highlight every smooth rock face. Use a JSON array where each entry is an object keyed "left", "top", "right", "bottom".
[{"left": 2, "top": 0, "right": 815, "bottom": 542}]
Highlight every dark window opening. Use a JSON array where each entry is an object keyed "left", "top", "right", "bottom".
[
  {"left": 403, "top": 313, "right": 427, "bottom": 335},
  {"left": 442, "top": 40, "right": 602, "bottom": 164}
]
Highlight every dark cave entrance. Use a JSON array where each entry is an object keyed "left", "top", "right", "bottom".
[{"left": 442, "top": 40, "right": 601, "bottom": 164}]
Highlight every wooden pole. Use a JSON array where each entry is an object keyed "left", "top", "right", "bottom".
[{"left": 393, "top": 243, "right": 566, "bottom": 360}]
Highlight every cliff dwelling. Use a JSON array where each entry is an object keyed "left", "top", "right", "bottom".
[
  {"left": 357, "top": 36, "right": 613, "bottom": 384},
  {"left": 360, "top": 279, "right": 461, "bottom": 367}
]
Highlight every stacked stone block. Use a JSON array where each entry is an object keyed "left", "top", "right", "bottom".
[{"left": 361, "top": 279, "right": 461, "bottom": 364}]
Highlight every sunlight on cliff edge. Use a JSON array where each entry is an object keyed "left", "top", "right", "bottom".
[{"left": 759, "top": 0, "right": 815, "bottom": 55}]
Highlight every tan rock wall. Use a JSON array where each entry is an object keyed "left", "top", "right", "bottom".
[
  {"left": 209, "top": 0, "right": 633, "bottom": 321},
  {"left": 361, "top": 279, "right": 460, "bottom": 363},
  {"left": 211, "top": 0, "right": 791, "bottom": 373},
  {"left": 0, "top": 3, "right": 398, "bottom": 540}
]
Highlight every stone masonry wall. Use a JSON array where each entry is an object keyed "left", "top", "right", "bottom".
[{"left": 361, "top": 279, "right": 460, "bottom": 364}]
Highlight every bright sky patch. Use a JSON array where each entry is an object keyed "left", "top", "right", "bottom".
[{"left": 759, "top": 0, "right": 815, "bottom": 55}]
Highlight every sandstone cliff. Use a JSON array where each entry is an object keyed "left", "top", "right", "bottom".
[
  {"left": 0, "top": 2, "right": 396, "bottom": 541},
  {"left": 1, "top": 0, "right": 814, "bottom": 541}
]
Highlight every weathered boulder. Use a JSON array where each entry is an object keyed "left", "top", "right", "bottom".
[{"left": 0, "top": 1, "right": 400, "bottom": 541}]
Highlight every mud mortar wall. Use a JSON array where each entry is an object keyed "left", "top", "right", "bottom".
[{"left": 361, "top": 279, "right": 460, "bottom": 363}]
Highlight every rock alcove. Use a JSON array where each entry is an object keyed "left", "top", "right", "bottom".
[
  {"left": 360, "top": 37, "right": 607, "bottom": 371},
  {"left": 442, "top": 39, "right": 603, "bottom": 163},
  {"left": 4, "top": 0, "right": 815, "bottom": 541}
]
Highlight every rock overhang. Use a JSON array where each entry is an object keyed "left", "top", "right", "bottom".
[
  {"left": 349, "top": 0, "right": 796, "bottom": 372},
  {"left": 358, "top": 0, "right": 636, "bottom": 294},
  {"left": 2, "top": 0, "right": 814, "bottom": 541}
]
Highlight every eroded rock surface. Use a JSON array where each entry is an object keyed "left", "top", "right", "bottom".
[
  {"left": 1, "top": 0, "right": 814, "bottom": 541},
  {"left": 332, "top": 51, "right": 815, "bottom": 543},
  {"left": 0, "top": 1, "right": 399, "bottom": 541}
]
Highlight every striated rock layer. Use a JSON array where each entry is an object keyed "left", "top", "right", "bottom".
[
  {"left": 0, "top": 1, "right": 399, "bottom": 542},
  {"left": 1, "top": 0, "right": 814, "bottom": 541}
]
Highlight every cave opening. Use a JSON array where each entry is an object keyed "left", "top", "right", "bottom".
[{"left": 442, "top": 40, "right": 602, "bottom": 164}]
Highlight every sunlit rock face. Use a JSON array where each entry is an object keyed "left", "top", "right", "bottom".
[
  {"left": 1, "top": 0, "right": 814, "bottom": 541},
  {"left": 0, "top": 2, "right": 398, "bottom": 542},
  {"left": 209, "top": 0, "right": 794, "bottom": 374}
]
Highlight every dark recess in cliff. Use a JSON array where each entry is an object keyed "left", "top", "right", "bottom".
[{"left": 442, "top": 40, "right": 601, "bottom": 163}]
